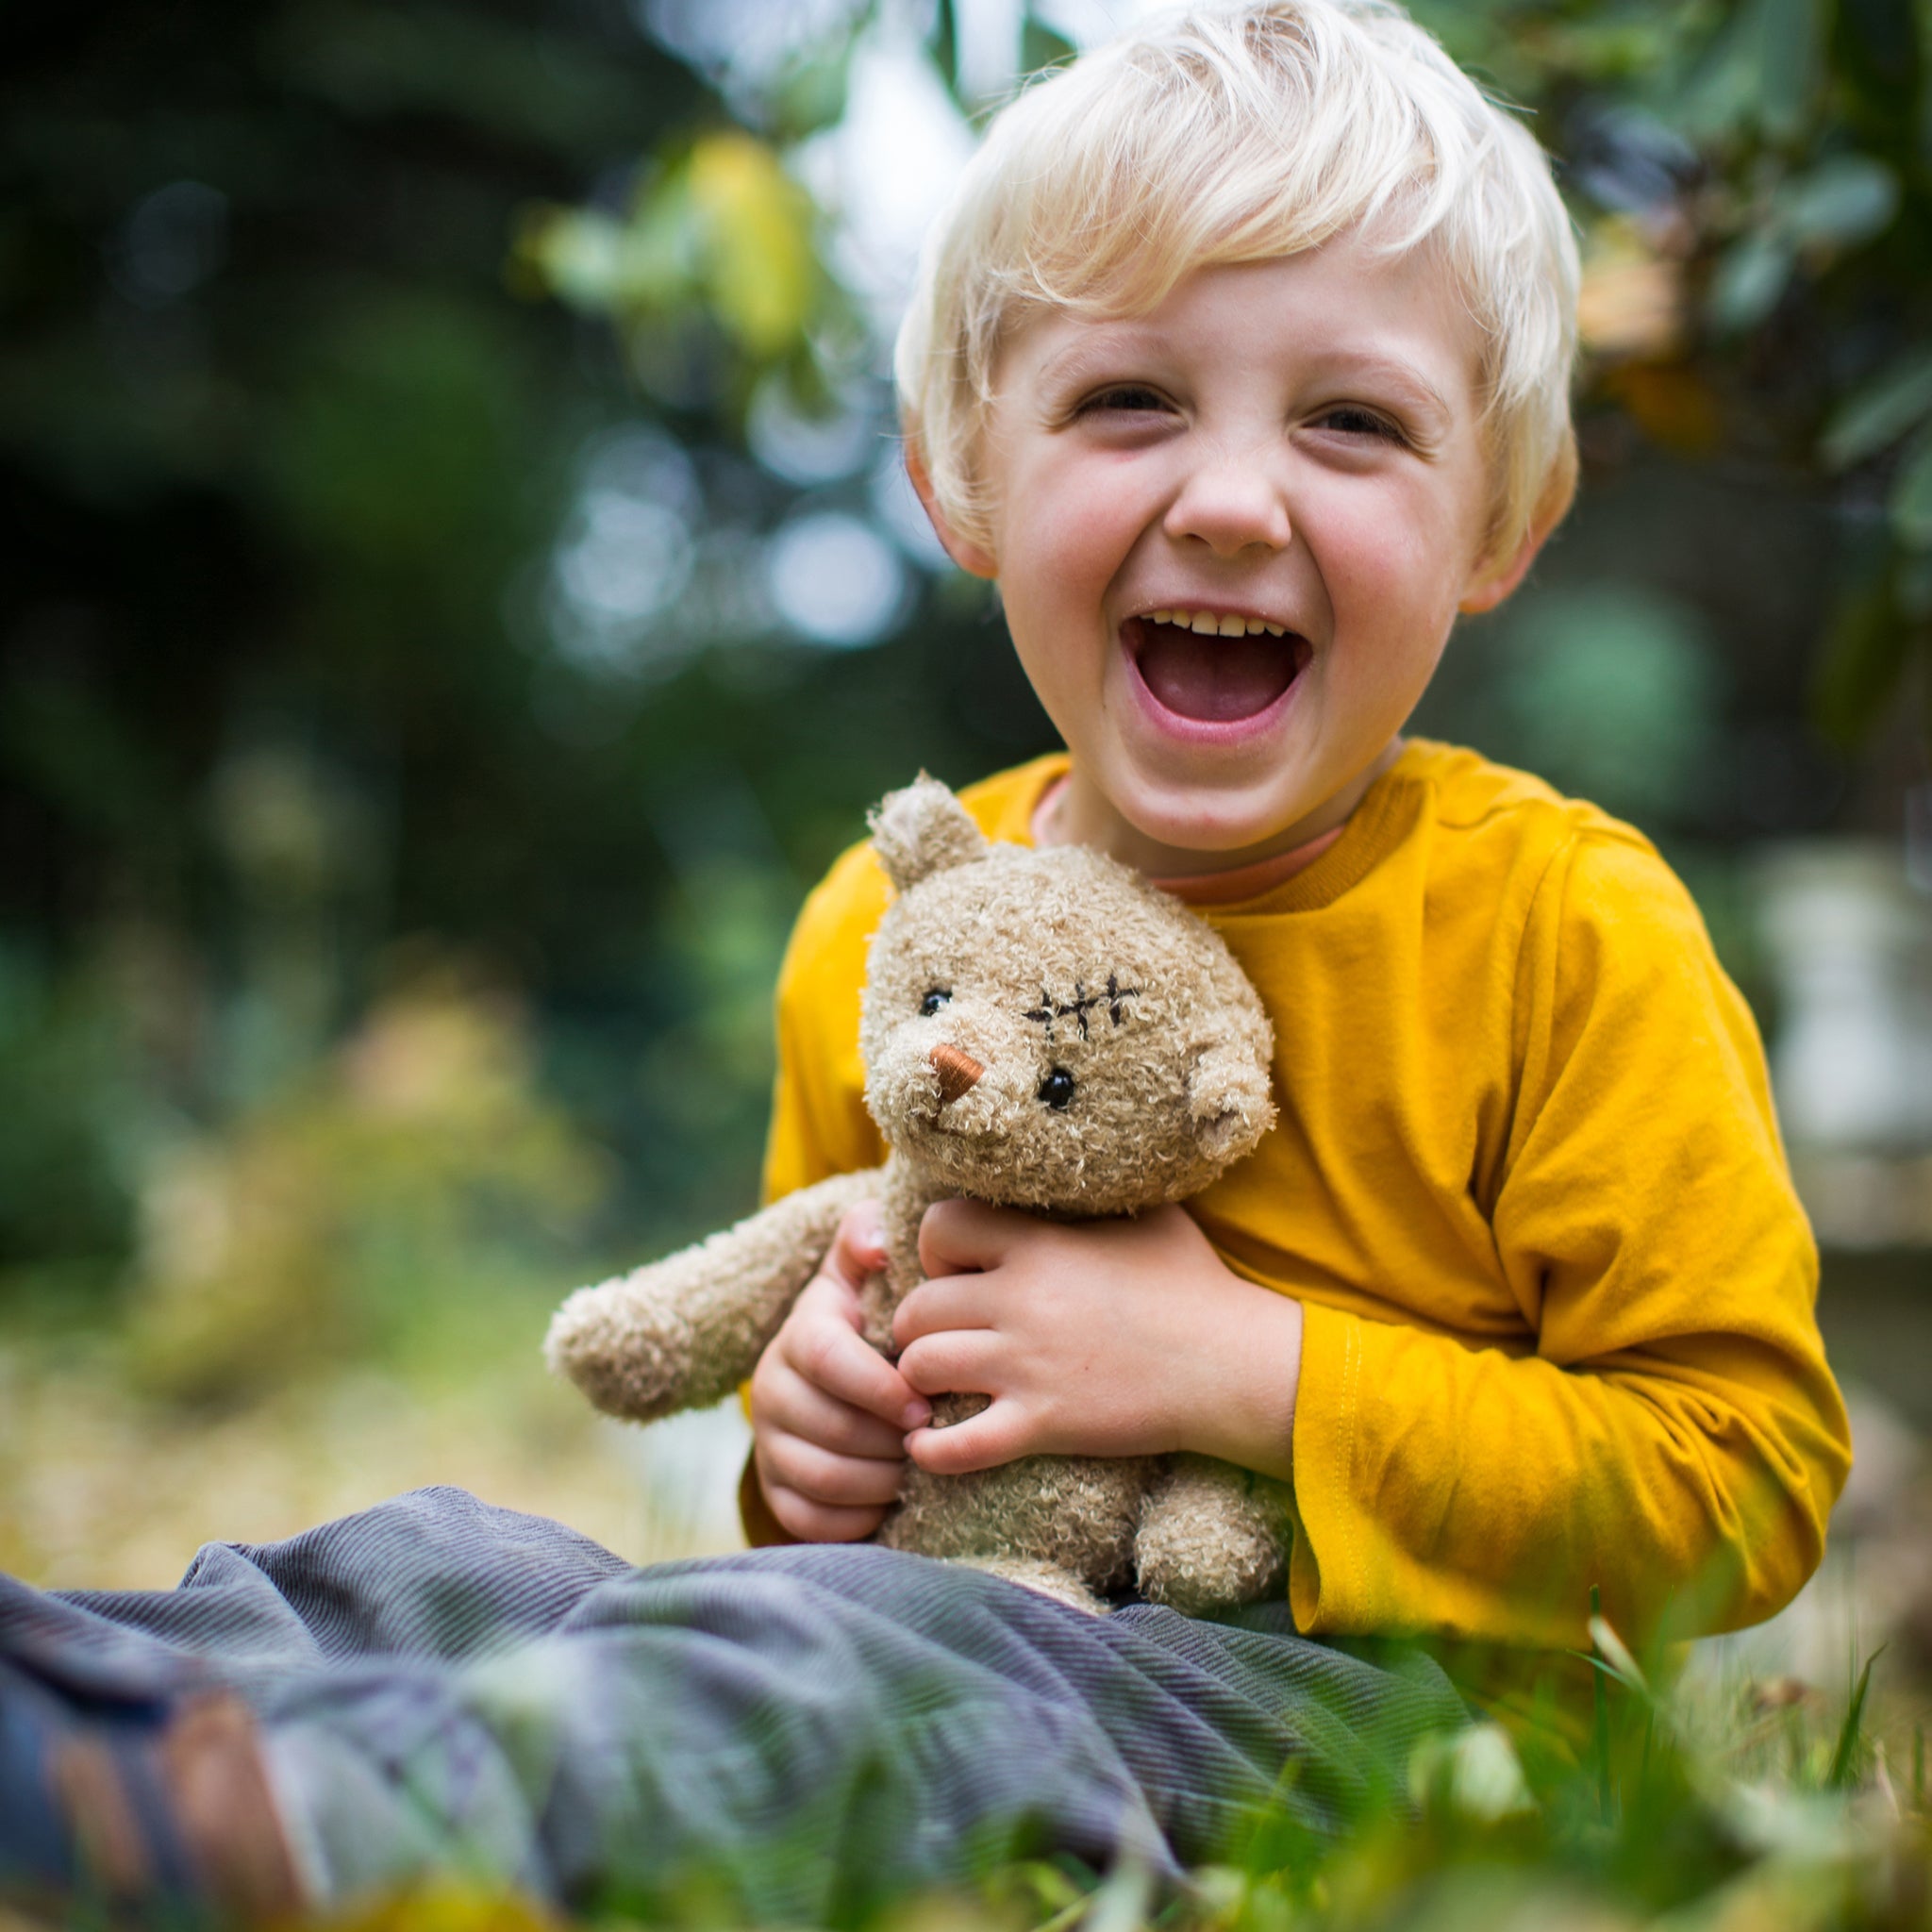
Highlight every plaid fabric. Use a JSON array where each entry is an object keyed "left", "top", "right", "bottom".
[{"left": 0, "top": 1488, "right": 1466, "bottom": 1916}]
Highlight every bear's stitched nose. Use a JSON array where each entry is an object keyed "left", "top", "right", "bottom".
[{"left": 929, "top": 1043, "right": 985, "bottom": 1108}]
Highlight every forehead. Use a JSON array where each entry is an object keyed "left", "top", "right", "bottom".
[{"left": 991, "top": 237, "right": 1484, "bottom": 413}]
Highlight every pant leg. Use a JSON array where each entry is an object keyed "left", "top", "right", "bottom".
[{"left": 5, "top": 1491, "right": 1468, "bottom": 1918}]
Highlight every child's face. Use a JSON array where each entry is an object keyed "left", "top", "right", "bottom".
[{"left": 924, "top": 234, "right": 1533, "bottom": 871}]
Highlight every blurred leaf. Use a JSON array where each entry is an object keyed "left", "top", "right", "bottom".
[
  {"left": 516, "top": 132, "right": 821, "bottom": 375},
  {"left": 1754, "top": 0, "right": 1825, "bottom": 140},
  {"left": 1601, "top": 361, "right": 1723, "bottom": 453},
  {"left": 1020, "top": 20, "right": 1078, "bottom": 75},
  {"left": 1776, "top": 154, "right": 1900, "bottom": 247},
  {"left": 1820, "top": 349, "right": 1932, "bottom": 469},
  {"left": 1811, "top": 577, "right": 1910, "bottom": 746},
  {"left": 1707, "top": 231, "right": 1794, "bottom": 331},
  {"left": 1889, "top": 428, "right": 1932, "bottom": 548},
  {"left": 685, "top": 132, "right": 818, "bottom": 358}
]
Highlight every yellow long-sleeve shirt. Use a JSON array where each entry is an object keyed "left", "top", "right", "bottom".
[{"left": 761, "top": 741, "right": 1851, "bottom": 1650}]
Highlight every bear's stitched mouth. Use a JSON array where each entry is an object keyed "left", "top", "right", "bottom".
[{"left": 1123, "top": 614, "right": 1310, "bottom": 724}]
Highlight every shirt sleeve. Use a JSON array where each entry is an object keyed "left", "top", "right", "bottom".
[
  {"left": 1285, "top": 832, "right": 1852, "bottom": 1648},
  {"left": 760, "top": 850, "right": 890, "bottom": 1207}
]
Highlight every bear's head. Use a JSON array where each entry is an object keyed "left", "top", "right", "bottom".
[{"left": 859, "top": 775, "right": 1276, "bottom": 1216}]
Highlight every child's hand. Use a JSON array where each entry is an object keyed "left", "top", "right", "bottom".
[
  {"left": 749, "top": 1202, "right": 931, "bottom": 1541},
  {"left": 894, "top": 1201, "right": 1303, "bottom": 1482}
]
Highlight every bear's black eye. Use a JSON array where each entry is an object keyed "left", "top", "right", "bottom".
[
  {"left": 920, "top": 989, "right": 952, "bottom": 1017},
  {"left": 1038, "top": 1067, "right": 1075, "bottom": 1110}
]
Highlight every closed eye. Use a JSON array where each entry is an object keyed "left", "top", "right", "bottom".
[
  {"left": 1076, "top": 384, "right": 1172, "bottom": 416},
  {"left": 1311, "top": 404, "right": 1407, "bottom": 442}
]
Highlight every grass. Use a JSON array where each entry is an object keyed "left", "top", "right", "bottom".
[{"left": 285, "top": 1639, "right": 1929, "bottom": 1932}]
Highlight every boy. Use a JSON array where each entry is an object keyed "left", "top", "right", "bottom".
[
  {"left": 0, "top": 0, "right": 1851, "bottom": 1913},
  {"left": 745, "top": 0, "right": 1851, "bottom": 1655}
]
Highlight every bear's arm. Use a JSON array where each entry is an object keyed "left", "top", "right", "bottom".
[{"left": 546, "top": 1169, "right": 885, "bottom": 1422}]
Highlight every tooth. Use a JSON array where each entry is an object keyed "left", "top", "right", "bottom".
[
  {"left": 1167, "top": 609, "right": 1188, "bottom": 626},
  {"left": 1189, "top": 612, "right": 1218, "bottom": 635},
  {"left": 1217, "top": 614, "right": 1248, "bottom": 637},
  {"left": 1263, "top": 622, "right": 1285, "bottom": 636},
  {"left": 1151, "top": 609, "right": 1172, "bottom": 624}
]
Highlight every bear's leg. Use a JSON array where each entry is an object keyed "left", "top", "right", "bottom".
[
  {"left": 952, "top": 1557, "right": 1109, "bottom": 1617},
  {"left": 1133, "top": 1457, "right": 1291, "bottom": 1616}
]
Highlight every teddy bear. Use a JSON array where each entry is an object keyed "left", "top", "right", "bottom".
[{"left": 545, "top": 774, "right": 1293, "bottom": 1615}]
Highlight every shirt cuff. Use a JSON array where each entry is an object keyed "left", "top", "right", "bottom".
[
  {"left": 738, "top": 1448, "right": 802, "bottom": 1549},
  {"left": 1287, "top": 1299, "right": 1369, "bottom": 1633}
]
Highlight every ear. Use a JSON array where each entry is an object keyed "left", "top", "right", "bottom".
[
  {"left": 869, "top": 774, "right": 990, "bottom": 892},
  {"left": 1186, "top": 1038, "right": 1276, "bottom": 1167},
  {"left": 904, "top": 441, "right": 998, "bottom": 581},
  {"left": 1458, "top": 453, "right": 1574, "bottom": 615}
]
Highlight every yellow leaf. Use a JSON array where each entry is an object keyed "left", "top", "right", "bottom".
[{"left": 686, "top": 130, "right": 818, "bottom": 358}]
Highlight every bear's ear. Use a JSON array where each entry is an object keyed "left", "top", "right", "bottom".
[
  {"left": 869, "top": 774, "right": 989, "bottom": 891},
  {"left": 1187, "top": 1037, "right": 1277, "bottom": 1167}
]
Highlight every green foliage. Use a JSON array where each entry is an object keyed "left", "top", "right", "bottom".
[
  {"left": 122, "top": 969, "right": 610, "bottom": 1404},
  {"left": 0, "top": 945, "right": 144, "bottom": 1293},
  {"left": 259, "top": 1639, "right": 1931, "bottom": 1932}
]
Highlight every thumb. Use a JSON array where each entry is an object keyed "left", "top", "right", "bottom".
[{"left": 822, "top": 1199, "right": 888, "bottom": 1297}]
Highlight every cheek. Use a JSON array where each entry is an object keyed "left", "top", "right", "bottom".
[{"left": 1317, "top": 485, "right": 1474, "bottom": 627}]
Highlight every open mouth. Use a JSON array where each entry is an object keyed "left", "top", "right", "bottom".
[{"left": 1123, "top": 611, "right": 1311, "bottom": 724}]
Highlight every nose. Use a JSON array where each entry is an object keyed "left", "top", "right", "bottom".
[
  {"left": 1163, "top": 447, "right": 1292, "bottom": 558},
  {"left": 929, "top": 1043, "right": 985, "bottom": 1108}
]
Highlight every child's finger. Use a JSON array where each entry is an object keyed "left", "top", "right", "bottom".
[
  {"left": 755, "top": 1357, "right": 912, "bottom": 1460},
  {"left": 783, "top": 1290, "right": 929, "bottom": 1429},
  {"left": 821, "top": 1200, "right": 890, "bottom": 1289},
  {"left": 916, "top": 1197, "right": 1023, "bottom": 1282},
  {"left": 758, "top": 1431, "right": 908, "bottom": 1509},
  {"left": 896, "top": 1327, "right": 1001, "bottom": 1401},
  {"left": 903, "top": 1405, "right": 1026, "bottom": 1477},
  {"left": 891, "top": 1274, "right": 997, "bottom": 1349},
  {"left": 760, "top": 1481, "right": 890, "bottom": 1544}
]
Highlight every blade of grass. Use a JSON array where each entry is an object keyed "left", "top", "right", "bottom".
[
  {"left": 1591, "top": 1584, "right": 1612, "bottom": 1824},
  {"left": 1825, "top": 1646, "right": 1884, "bottom": 1790}
]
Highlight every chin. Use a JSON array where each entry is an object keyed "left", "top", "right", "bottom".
[{"left": 1107, "top": 770, "right": 1319, "bottom": 864}]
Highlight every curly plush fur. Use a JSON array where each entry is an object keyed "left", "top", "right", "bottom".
[{"left": 546, "top": 775, "right": 1292, "bottom": 1614}]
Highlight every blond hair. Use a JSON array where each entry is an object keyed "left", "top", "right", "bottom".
[{"left": 896, "top": 0, "right": 1579, "bottom": 565}]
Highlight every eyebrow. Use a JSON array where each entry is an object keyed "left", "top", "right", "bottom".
[{"left": 1030, "top": 326, "right": 1168, "bottom": 396}]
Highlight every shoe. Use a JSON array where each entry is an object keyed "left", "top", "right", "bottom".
[{"left": 0, "top": 1659, "right": 304, "bottom": 1924}]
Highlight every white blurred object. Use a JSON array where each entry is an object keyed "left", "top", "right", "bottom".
[
  {"left": 1757, "top": 842, "right": 1932, "bottom": 1149},
  {"left": 1035, "top": 0, "right": 1170, "bottom": 50},
  {"left": 1757, "top": 841, "right": 1932, "bottom": 1246},
  {"left": 792, "top": 18, "right": 977, "bottom": 336},
  {"left": 767, "top": 510, "right": 909, "bottom": 645},
  {"left": 953, "top": 0, "right": 1024, "bottom": 103},
  {"left": 747, "top": 374, "right": 881, "bottom": 485},
  {"left": 603, "top": 1397, "right": 753, "bottom": 1557}
]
